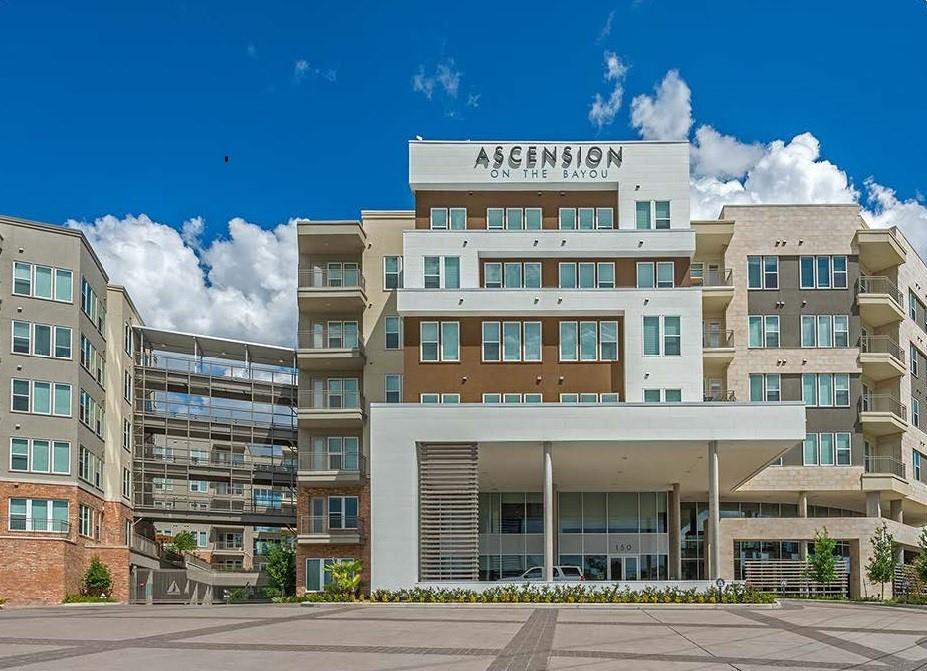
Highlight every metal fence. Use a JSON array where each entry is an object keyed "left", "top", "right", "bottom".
[
  {"left": 131, "top": 568, "right": 213, "bottom": 605},
  {"left": 893, "top": 564, "right": 927, "bottom": 596},
  {"left": 744, "top": 559, "right": 850, "bottom": 597}
]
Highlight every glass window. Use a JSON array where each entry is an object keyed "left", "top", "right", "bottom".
[
  {"left": 487, "top": 208, "right": 505, "bottom": 230},
  {"left": 579, "top": 321, "right": 597, "bottom": 361},
  {"left": 524, "top": 263, "right": 542, "bottom": 289},
  {"left": 833, "top": 256, "right": 848, "bottom": 289},
  {"left": 635, "top": 201, "right": 651, "bottom": 229},
  {"left": 482, "top": 393, "right": 502, "bottom": 403},
  {"left": 503, "top": 322, "right": 521, "bottom": 361},
  {"left": 12, "top": 321, "right": 30, "bottom": 354},
  {"left": 13, "top": 262, "right": 32, "bottom": 295},
  {"left": 384, "top": 256, "right": 402, "bottom": 290},
  {"left": 505, "top": 208, "right": 523, "bottom": 230},
  {"left": 423, "top": 256, "right": 441, "bottom": 288},
  {"left": 449, "top": 207, "right": 467, "bottom": 230},
  {"left": 663, "top": 317, "right": 681, "bottom": 356},
  {"left": 482, "top": 322, "right": 501, "bottom": 361},
  {"left": 819, "top": 433, "right": 835, "bottom": 466},
  {"left": 764, "top": 316, "right": 779, "bottom": 348},
  {"left": 608, "top": 492, "right": 638, "bottom": 533},
  {"left": 420, "top": 322, "right": 439, "bottom": 361},
  {"left": 835, "top": 373, "right": 850, "bottom": 407},
  {"left": 54, "top": 327, "right": 71, "bottom": 358},
  {"left": 578, "top": 263, "right": 596, "bottom": 289},
  {"left": 656, "top": 262, "right": 674, "bottom": 288},
  {"left": 33, "top": 324, "right": 51, "bottom": 357},
  {"left": 644, "top": 389, "right": 661, "bottom": 402},
  {"left": 441, "top": 322, "right": 459, "bottom": 361},
  {"left": 12, "top": 379, "right": 30, "bottom": 411},
  {"left": 444, "top": 257, "right": 460, "bottom": 289},
  {"left": 643, "top": 317, "right": 660, "bottom": 356},
  {"left": 597, "top": 263, "right": 615, "bottom": 289},
  {"left": 559, "top": 492, "right": 582, "bottom": 533},
  {"left": 834, "top": 315, "right": 849, "bottom": 347},
  {"left": 525, "top": 208, "right": 542, "bottom": 230},
  {"left": 559, "top": 263, "right": 577, "bottom": 289},
  {"left": 816, "top": 256, "right": 831, "bottom": 289},
  {"left": 802, "top": 373, "right": 817, "bottom": 407},
  {"left": 504, "top": 262, "right": 523, "bottom": 288},
  {"left": 800, "top": 256, "right": 815, "bottom": 289},
  {"left": 596, "top": 208, "right": 614, "bottom": 229},
  {"left": 582, "top": 492, "right": 607, "bottom": 533},
  {"left": 33, "top": 381, "right": 51, "bottom": 414},
  {"left": 524, "top": 393, "right": 543, "bottom": 403},
  {"left": 10, "top": 438, "right": 29, "bottom": 471},
  {"left": 385, "top": 375, "right": 402, "bottom": 403},
  {"left": 766, "top": 374, "right": 781, "bottom": 401},
  {"left": 636, "top": 263, "right": 655, "bottom": 289},
  {"left": 654, "top": 201, "right": 671, "bottom": 229},
  {"left": 523, "top": 322, "right": 542, "bottom": 362},
  {"left": 485, "top": 262, "right": 502, "bottom": 288},
  {"left": 385, "top": 316, "right": 402, "bottom": 350},
  {"left": 578, "top": 208, "right": 595, "bottom": 230},
  {"left": 501, "top": 493, "right": 526, "bottom": 533},
  {"left": 749, "top": 374, "right": 764, "bottom": 402},
  {"left": 818, "top": 374, "right": 834, "bottom": 407},
  {"left": 664, "top": 389, "right": 682, "bottom": 403},
  {"left": 747, "top": 256, "right": 762, "bottom": 289},
  {"left": 441, "top": 393, "right": 460, "bottom": 404},
  {"left": 560, "top": 322, "right": 578, "bottom": 361},
  {"left": 430, "top": 208, "right": 448, "bottom": 229},
  {"left": 764, "top": 256, "right": 779, "bottom": 289},
  {"left": 558, "top": 208, "right": 576, "bottom": 230},
  {"left": 599, "top": 321, "right": 618, "bottom": 361},
  {"left": 54, "top": 383, "right": 71, "bottom": 417},
  {"left": 34, "top": 266, "right": 53, "bottom": 299},
  {"left": 801, "top": 315, "right": 816, "bottom": 347},
  {"left": 804, "top": 433, "right": 819, "bottom": 465},
  {"left": 420, "top": 393, "right": 440, "bottom": 404}
]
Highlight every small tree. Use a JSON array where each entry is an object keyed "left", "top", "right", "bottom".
[
  {"left": 866, "top": 522, "right": 896, "bottom": 600},
  {"left": 806, "top": 527, "right": 838, "bottom": 589},
  {"left": 82, "top": 556, "right": 112, "bottom": 597},
  {"left": 264, "top": 544, "right": 296, "bottom": 597},
  {"left": 913, "top": 526, "right": 927, "bottom": 592},
  {"left": 326, "top": 560, "right": 363, "bottom": 601},
  {"left": 169, "top": 531, "right": 197, "bottom": 555}
]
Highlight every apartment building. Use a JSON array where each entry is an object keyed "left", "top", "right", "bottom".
[
  {"left": 0, "top": 216, "right": 140, "bottom": 603},
  {"left": 132, "top": 328, "right": 298, "bottom": 583}
]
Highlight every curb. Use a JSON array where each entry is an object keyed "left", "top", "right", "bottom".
[
  {"left": 299, "top": 601, "right": 781, "bottom": 610},
  {"left": 60, "top": 601, "right": 123, "bottom": 608}
]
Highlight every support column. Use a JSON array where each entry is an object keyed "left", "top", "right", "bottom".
[
  {"left": 866, "top": 491, "right": 882, "bottom": 518},
  {"left": 669, "top": 483, "right": 682, "bottom": 580},
  {"left": 543, "top": 441, "right": 554, "bottom": 582},
  {"left": 889, "top": 499, "right": 903, "bottom": 523},
  {"left": 798, "top": 492, "right": 809, "bottom": 559},
  {"left": 708, "top": 441, "right": 720, "bottom": 580}
]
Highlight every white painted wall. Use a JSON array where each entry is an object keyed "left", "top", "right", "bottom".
[{"left": 369, "top": 403, "right": 806, "bottom": 590}]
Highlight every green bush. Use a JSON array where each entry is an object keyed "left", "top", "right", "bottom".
[
  {"left": 63, "top": 594, "right": 115, "bottom": 603},
  {"left": 265, "top": 544, "right": 296, "bottom": 597},
  {"left": 82, "top": 556, "right": 112, "bottom": 598},
  {"left": 361, "top": 584, "right": 772, "bottom": 604},
  {"left": 168, "top": 531, "right": 198, "bottom": 556}
]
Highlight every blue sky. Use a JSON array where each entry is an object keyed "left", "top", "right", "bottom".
[{"left": 1, "top": 0, "right": 924, "bottom": 239}]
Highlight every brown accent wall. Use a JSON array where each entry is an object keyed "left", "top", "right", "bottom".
[
  {"left": 415, "top": 190, "right": 618, "bottom": 230},
  {"left": 478, "top": 257, "right": 691, "bottom": 288},
  {"left": 403, "top": 317, "right": 624, "bottom": 402}
]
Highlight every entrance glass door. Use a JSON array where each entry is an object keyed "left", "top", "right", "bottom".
[{"left": 608, "top": 555, "right": 639, "bottom": 581}]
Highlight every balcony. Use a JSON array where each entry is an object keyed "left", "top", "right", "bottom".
[
  {"left": 859, "top": 336, "right": 905, "bottom": 382},
  {"left": 702, "top": 328, "right": 734, "bottom": 370},
  {"left": 297, "top": 220, "right": 366, "bottom": 255},
  {"left": 133, "top": 493, "right": 296, "bottom": 525},
  {"left": 695, "top": 269, "right": 734, "bottom": 312},
  {"left": 864, "top": 455, "right": 907, "bottom": 478},
  {"left": 862, "top": 455, "right": 909, "bottom": 495},
  {"left": 298, "top": 267, "right": 366, "bottom": 312},
  {"left": 213, "top": 540, "right": 246, "bottom": 553},
  {"left": 297, "top": 515, "right": 363, "bottom": 545},
  {"left": 855, "top": 228, "right": 906, "bottom": 274},
  {"left": 856, "top": 276, "right": 905, "bottom": 328},
  {"left": 859, "top": 394, "right": 907, "bottom": 437},
  {"left": 298, "top": 390, "right": 365, "bottom": 428},
  {"left": 137, "top": 445, "right": 296, "bottom": 475},
  {"left": 297, "top": 327, "right": 365, "bottom": 371},
  {"left": 298, "top": 451, "right": 365, "bottom": 486},
  {"left": 130, "top": 533, "right": 162, "bottom": 559}
]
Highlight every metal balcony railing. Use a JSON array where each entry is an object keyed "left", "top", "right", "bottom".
[
  {"left": 859, "top": 335, "right": 905, "bottom": 363},
  {"left": 693, "top": 268, "right": 733, "bottom": 287},
  {"left": 857, "top": 276, "right": 904, "bottom": 306},
  {"left": 864, "top": 456, "right": 907, "bottom": 478},
  {"left": 135, "top": 397, "right": 297, "bottom": 428},
  {"left": 298, "top": 515, "right": 361, "bottom": 536},
  {"left": 298, "top": 389, "right": 364, "bottom": 410},
  {"left": 136, "top": 353, "right": 297, "bottom": 386},
  {"left": 137, "top": 445, "right": 296, "bottom": 472},
  {"left": 7, "top": 517, "right": 70, "bottom": 533},
  {"left": 704, "top": 390, "right": 736, "bottom": 402},
  {"left": 860, "top": 393, "right": 908, "bottom": 421},
  {"left": 214, "top": 540, "right": 246, "bottom": 551},
  {"left": 703, "top": 329, "right": 734, "bottom": 349},
  {"left": 133, "top": 494, "right": 296, "bottom": 515},
  {"left": 298, "top": 450, "right": 365, "bottom": 473},
  {"left": 298, "top": 267, "right": 365, "bottom": 290},
  {"left": 297, "top": 326, "right": 363, "bottom": 351}
]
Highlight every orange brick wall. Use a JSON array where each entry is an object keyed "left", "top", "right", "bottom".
[{"left": 0, "top": 482, "right": 131, "bottom": 604}]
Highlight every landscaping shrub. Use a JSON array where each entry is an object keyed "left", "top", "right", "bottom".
[
  {"left": 63, "top": 594, "right": 116, "bottom": 604},
  {"left": 81, "top": 556, "right": 112, "bottom": 598}
]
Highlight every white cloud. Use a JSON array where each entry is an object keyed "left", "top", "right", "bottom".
[
  {"left": 588, "top": 51, "right": 628, "bottom": 129},
  {"left": 624, "top": 69, "right": 927, "bottom": 254},
  {"left": 293, "top": 59, "right": 310, "bottom": 82},
  {"left": 630, "top": 69, "right": 692, "bottom": 141},
  {"left": 293, "top": 59, "right": 336, "bottom": 84},
  {"left": 66, "top": 214, "right": 298, "bottom": 347},
  {"left": 597, "top": 9, "right": 615, "bottom": 42},
  {"left": 413, "top": 59, "right": 463, "bottom": 101},
  {"left": 466, "top": 93, "right": 481, "bottom": 108}
]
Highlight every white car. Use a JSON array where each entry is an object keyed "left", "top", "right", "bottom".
[{"left": 501, "top": 565, "right": 585, "bottom": 582}]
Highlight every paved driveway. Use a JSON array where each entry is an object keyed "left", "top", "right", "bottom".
[{"left": 2, "top": 600, "right": 927, "bottom": 670}]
